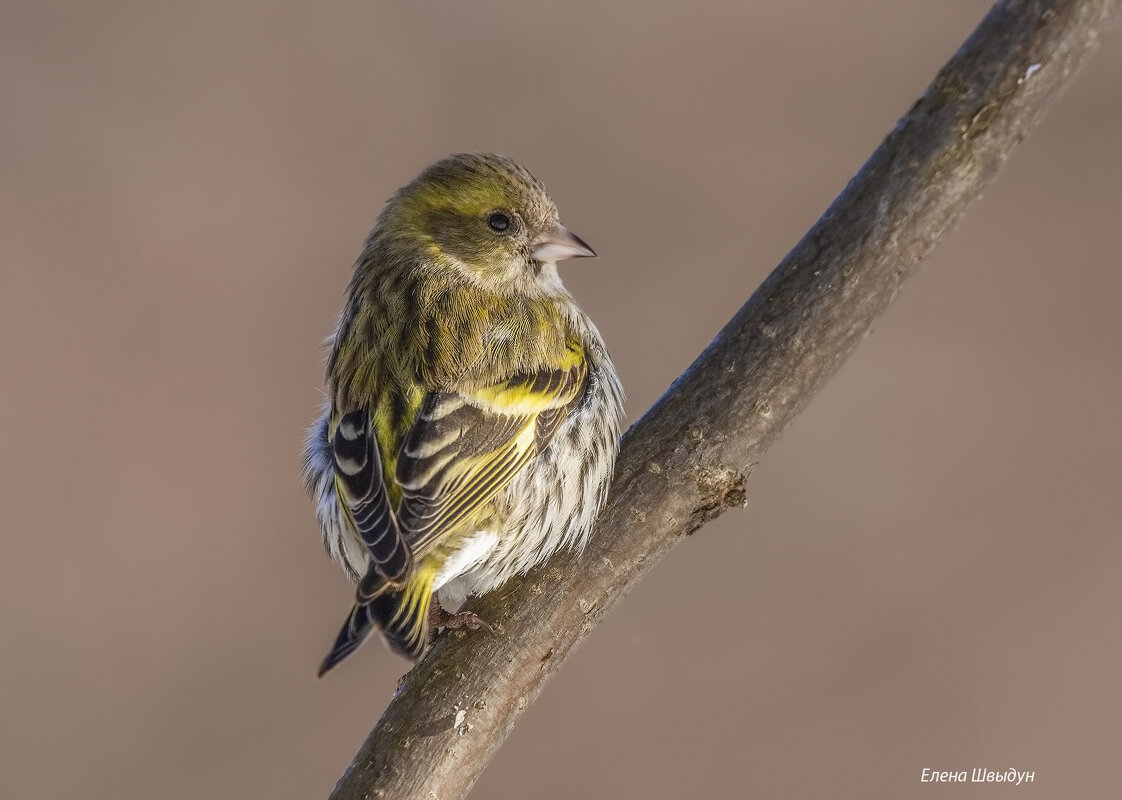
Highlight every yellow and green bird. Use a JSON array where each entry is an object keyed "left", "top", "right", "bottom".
[{"left": 303, "top": 153, "right": 624, "bottom": 674}]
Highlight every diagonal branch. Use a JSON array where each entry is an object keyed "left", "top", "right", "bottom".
[{"left": 329, "top": 1, "right": 1119, "bottom": 797}]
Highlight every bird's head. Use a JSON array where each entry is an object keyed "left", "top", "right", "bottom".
[{"left": 381, "top": 153, "right": 595, "bottom": 292}]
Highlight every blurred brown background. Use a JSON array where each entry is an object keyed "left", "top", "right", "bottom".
[{"left": 3, "top": 1, "right": 1119, "bottom": 798}]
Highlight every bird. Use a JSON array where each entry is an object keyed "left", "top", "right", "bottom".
[{"left": 303, "top": 153, "right": 624, "bottom": 675}]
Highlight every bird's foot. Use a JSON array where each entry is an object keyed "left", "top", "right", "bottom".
[{"left": 430, "top": 604, "right": 495, "bottom": 635}]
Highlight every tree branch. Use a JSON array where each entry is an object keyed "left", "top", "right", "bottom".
[{"left": 329, "top": 1, "right": 1118, "bottom": 797}]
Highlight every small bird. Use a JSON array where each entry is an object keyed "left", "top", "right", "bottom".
[{"left": 304, "top": 153, "right": 624, "bottom": 675}]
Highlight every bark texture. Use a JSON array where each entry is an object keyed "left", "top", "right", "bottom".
[{"left": 330, "top": 1, "right": 1119, "bottom": 797}]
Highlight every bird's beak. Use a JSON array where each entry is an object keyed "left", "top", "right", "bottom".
[{"left": 532, "top": 222, "right": 597, "bottom": 264}]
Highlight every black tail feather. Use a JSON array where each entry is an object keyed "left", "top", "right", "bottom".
[
  {"left": 317, "top": 585, "right": 432, "bottom": 676},
  {"left": 317, "top": 602, "right": 377, "bottom": 677}
]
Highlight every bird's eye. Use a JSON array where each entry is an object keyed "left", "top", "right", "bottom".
[{"left": 487, "top": 212, "right": 511, "bottom": 233}]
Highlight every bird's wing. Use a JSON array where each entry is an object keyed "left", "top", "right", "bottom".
[
  {"left": 330, "top": 408, "right": 410, "bottom": 583},
  {"left": 395, "top": 344, "right": 589, "bottom": 556}
]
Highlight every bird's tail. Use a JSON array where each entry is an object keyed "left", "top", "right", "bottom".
[{"left": 317, "top": 563, "right": 436, "bottom": 676}]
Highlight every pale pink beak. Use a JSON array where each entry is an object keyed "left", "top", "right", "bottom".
[{"left": 532, "top": 222, "right": 596, "bottom": 264}]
